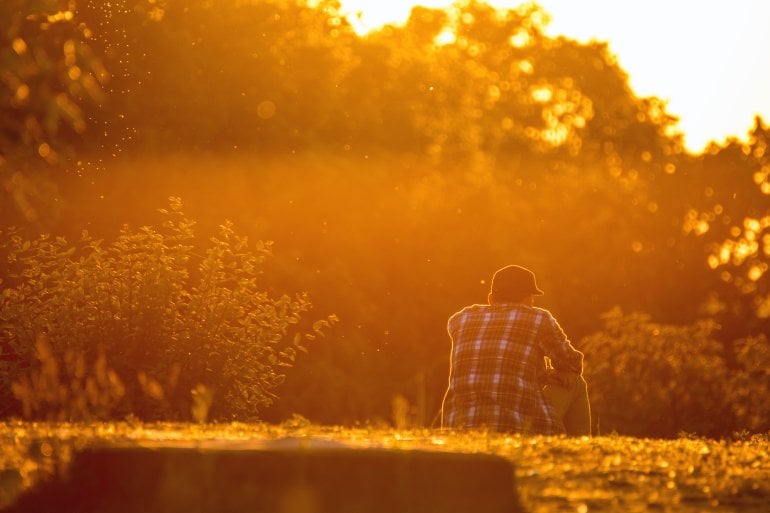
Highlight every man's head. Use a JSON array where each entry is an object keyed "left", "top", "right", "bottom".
[{"left": 488, "top": 265, "right": 544, "bottom": 305}]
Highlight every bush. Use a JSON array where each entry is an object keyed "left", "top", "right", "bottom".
[
  {"left": 729, "top": 334, "right": 770, "bottom": 432},
  {"left": 0, "top": 197, "right": 336, "bottom": 421},
  {"left": 581, "top": 308, "right": 730, "bottom": 438}
]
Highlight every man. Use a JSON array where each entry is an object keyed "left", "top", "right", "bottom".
[{"left": 441, "top": 265, "right": 591, "bottom": 436}]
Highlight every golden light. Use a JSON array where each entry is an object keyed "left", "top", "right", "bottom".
[
  {"left": 337, "top": 0, "right": 770, "bottom": 154},
  {"left": 434, "top": 29, "right": 456, "bottom": 45},
  {"left": 340, "top": 0, "right": 453, "bottom": 35},
  {"left": 12, "top": 37, "right": 27, "bottom": 55}
]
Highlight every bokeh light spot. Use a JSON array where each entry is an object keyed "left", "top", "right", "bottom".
[
  {"left": 257, "top": 100, "right": 276, "bottom": 119},
  {"left": 12, "top": 38, "right": 27, "bottom": 55}
]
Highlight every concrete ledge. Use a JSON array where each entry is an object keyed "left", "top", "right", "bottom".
[{"left": 7, "top": 440, "right": 523, "bottom": 513}]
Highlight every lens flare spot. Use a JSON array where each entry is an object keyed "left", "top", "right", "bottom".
[{"left": 257, "top": 100, "right": 276, "bottom": 119}]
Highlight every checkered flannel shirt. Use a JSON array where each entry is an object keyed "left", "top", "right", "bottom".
[{"left": 441, "top": 303, "right": 583, "bottom": 435}]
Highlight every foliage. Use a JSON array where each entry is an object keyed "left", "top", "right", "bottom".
[
  {"left": 1, "top": 422, "right": 769, "bottom": 513},
  {"left": 0, "top": 0, "right": 110, "bottom": 225},
  {"left": 4, "top": 0, "right": 683, "bottom": 161},
  {"left": 11, "top": 334, "right": 125, "bottom": 421},
  {"left": 730, "top": 334, "right": 770, "bottom": 432},
  {"left": 0, "top": 0, "right": 107, "bottom": 158},
  {"left": 0, "top": 198, "right": 336, "bottom": 421},
  {"left": 74, "top": 0, "right": 680, "bottom": 167},
  {"left": 582, "top": 309, "right": 770, "bottom": 438},
  {"left": 1, "top": 0, "right": 769, "bottom": 436},
  {"left": 680, "top": 119, "right": 770, "bottom": 333},
  {"left": 581, "top": 309, "right": 728, "bottom": 437}
]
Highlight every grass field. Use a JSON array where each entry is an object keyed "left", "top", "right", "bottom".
[{"left": 1, "top": 421, "right": 768, "bottom": 512}]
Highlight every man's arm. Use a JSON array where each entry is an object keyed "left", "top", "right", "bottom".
[{"left": 540, "top": 313, "right": 583, "bottom": 374}]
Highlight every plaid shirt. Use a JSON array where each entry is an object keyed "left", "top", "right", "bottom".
[{"left": 441, "top": 303, "right": 583, "bottom": 435}]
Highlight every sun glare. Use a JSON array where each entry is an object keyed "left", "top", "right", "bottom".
[{"left": 340, "top": 0, "right": 451, "bottom": 34}]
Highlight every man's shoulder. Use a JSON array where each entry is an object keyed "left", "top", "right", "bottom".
[
  {"left": 530, "top": 305, "right": 555, "bottom": 319},
  {"left": 528, "top": 306, "right": 561, "bottom": 327},
  {"left": 450, "top": 303, "right": 489, "bottom": 320},
  {"left": 450, "top": 304, "right": 553, "bottom": 322},
  {"left": 449, "top": 304, "right": 558, "bottom": 321},
  {"left": 448, "top": 303, "right": 492, "bottom": 325}
]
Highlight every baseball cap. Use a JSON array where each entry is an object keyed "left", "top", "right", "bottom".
[{"left": 490, "top": 265, "right": 544, "bottom": 296}]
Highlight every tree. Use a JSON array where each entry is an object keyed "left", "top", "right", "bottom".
[
  {"left": 1, "top": 0, "right": 108, "bottom": 224},
  {"left": 680, "top": 117, "right": 770, "bottom": 338}
]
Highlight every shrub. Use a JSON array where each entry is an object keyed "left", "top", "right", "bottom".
[
  {"left": 0, "top": 197, "right": 336, "bottom": 421},
  {"left": 581, "top": 308, "right": 730, "bottom": 438},
  {"left": 729, "top": 334, "right": 770, "bottom": 432}
]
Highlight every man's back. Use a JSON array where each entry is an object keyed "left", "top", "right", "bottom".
[{"left": 441, "top": 302, "right": 583, "bottom": 435}]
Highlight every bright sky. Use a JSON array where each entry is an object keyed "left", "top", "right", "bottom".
[{"left": 339, "top": 0, "right": 770, "bottom": 154}]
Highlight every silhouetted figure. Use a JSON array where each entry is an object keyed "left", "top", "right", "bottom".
[{"left": 441, "top": 265, "right": 591, "bottom": 436}]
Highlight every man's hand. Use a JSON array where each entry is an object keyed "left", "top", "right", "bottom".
[{"left": 543, "top": 367, "right": 575, "bottom": 388}]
